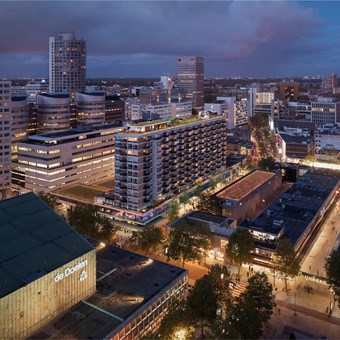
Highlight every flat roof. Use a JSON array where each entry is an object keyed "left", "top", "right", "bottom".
[
  {"left": 0, "top": 193, "right": 94, "bottom": 298},
  {"left": 31, "top": 240, "right": 187, "bottom": 339},
  {"left": 241, "top": 169, "right": 340, "bottom": 246},
  {"left": 217, "top": 170, "right": 276, "bottom": 201},
  {"left": 189, "top": 211, "right": 228, "bottom": 224}
]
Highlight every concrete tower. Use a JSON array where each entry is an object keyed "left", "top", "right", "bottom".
[
  {"left": 177, "top": 56, "right": 204, "bottom": 111},
  {"left": 49, "top": 32, "right": 86, "bottom": 96}
]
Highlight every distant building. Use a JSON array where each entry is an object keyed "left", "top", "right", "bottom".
[
  {"left": 177, "top": 56, "right": 204, "bottom": 111},
  {"left": 10, "top": 95, "right": 29, "bottom": 160},
  {"left": 256, "top": 92, "right": 274, "bottom": 104},
  {"left": 36, "top": 93, "right": 71, "bottom": 133},
  {"left": 0, "top": 80, "right": 11, "bottom": 198},
  {"left": 49, "top": 32, "right": 86, "bottom": 95},
  {"left": 277, "top": 81, "right": 300, "bottom": 101},
  {"left": 311, "top": 98, "right": 340, "bottom": 125},
  {"left": 204, "top": 101, "right": 228, "bottom": 117},
  {"left": 105, "top": 95, "right": 125, "bottom": 123},
  {"left": 76, "top": 91, "right": 105, "bottom": 126},
  {"left": 217, "top": 97, "right": 248, "bottom": 129},
  {"left": 12, "top": 123, "right": 123, "bottom": 192},
  {"left": 26, "top": 80, "right": 48, "bottom": 103},
  {"left": 278, "top": 133, "right": 313, "bottom": 161}
]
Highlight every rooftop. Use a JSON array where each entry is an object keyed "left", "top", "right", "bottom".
[
  {"left": 31, "top": 240, "right": 187, "bottom": 339},
  {"left": 217, "top": 170, "right": 276, "bottom": 201},
  {"left": 240, "top": 169, "right": 340, "bottom": 246},
  {"left": 20, "top": 122, "right": 124, "bottom": 146},
  {"left": 0, "top": 193, "right": 93, "bottom": 299}
]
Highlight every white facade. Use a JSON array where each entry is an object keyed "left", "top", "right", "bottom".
[
  {"left": 13, "top": 123, "right": 123, "bottom": 192},
  {"left": 26, "top": 80, "right": 48, "bottom": 103},
  {"left": 204, "top": 102, "right": 228, "bottom": 116},
  {"left": 217, "top": 97, "right": 248, "bottom": 129},
  {"left": 0, "top": 81, "right": 11, "bottom": 198},
  {"left": 256, "top": 92, "right": 274, "bottom": 104},
  {"left": 171, "top": 101, "right": 192, "bottom": 119},
  {"left": 37, "top": 93, "right": 71, "bottom": 133},
  {"left": 311, "top": 98, "right": 340, "bottom": 125},
  {"left": 76, "top": 92, "right": 105, "bottom": 126},
  {"left": 49, "top": 32, "right": 86, "bottom": 95}
]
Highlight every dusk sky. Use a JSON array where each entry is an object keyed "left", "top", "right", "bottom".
[{"left": 0, "top": 1, "right": 339, "bottom": 79}]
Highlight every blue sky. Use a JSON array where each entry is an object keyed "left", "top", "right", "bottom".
[{"left": 0, "top": 1, "right": 339, "bottom": 78}]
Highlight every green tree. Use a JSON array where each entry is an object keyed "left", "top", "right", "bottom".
[
  {"left": 180, "top": 193, "right": 190, "bottom": 213},
  {"left": 225, "top": 229, "right": 253, "bottom": 275},
  {"left": 205, "top": 264, "right": 232, "bottom": 311},
  {"left": 230, "top": 273, "right": 275, "bottom": 339},
  {"left": 243, "top": 272, "right": 276, "bottom": 326},
  {"left": 128, "top": 225, "right": 163, "bottom": 255},
  {"left": 37, "top": 192, "right": 57, "bottom": 210},
  {"left": 166, "top": 221, "right": 212, "bottom": 267},
  {"left": 207, "top": 318, "right": 241, "bottom": 340},
  {"left": 209, "top": 178, "right": 218, "bottom": 192},
  {"left": 168, "top": 200, "right": 180, "bottom": 222},
  {"left": 157, "top": 300, "right": 195, "bottom": 340},
  {"left": 231, "top": 292, "right": 263, "bottom": 339},
  {"left": 69, "top": 204, "right": 119, "bottom": 244},
  {"left": 187, "top": 275, "right": 218, "bottom": 337},
  {"left": 325, "top": 250, "right": 340, "bottom": 307},
  {"left": 196, "top": 193, "right": 219, "bottom": 214},
  {"left": 258, "top": 157, "right": 276, "bottom": 171},
  {"left": 272, "top": 238, "right": 300, "bottom": 292}
]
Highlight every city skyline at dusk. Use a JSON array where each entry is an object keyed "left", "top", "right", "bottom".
[{"left": 1, "top": 1, "right": 340, "bottom": 78}]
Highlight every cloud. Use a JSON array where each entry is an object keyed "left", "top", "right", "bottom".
[{"left": 0, "top": 0, "right": 336, "bottom": 77}]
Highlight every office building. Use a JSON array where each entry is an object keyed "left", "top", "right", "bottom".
[
  {"left": 36, "top": 93, "right": 70, "bottom": 133},
  {"left": 76, "top": 92, "right": 105, "bottom": 126},
  {"left": 114, "top": 115, "right": 227, "bottom": 212},
  {"left": 49, "top": 32, "right": 86, "bottom": 95},
  {"left": 105, "top": 95, "right": 125, "bottom": 123},
  {"left": 12, "top": 123, "right": 123, "bottom": 192},
  {"left": 311, "top": 98, "right": 340, "bottom": 125},
  {"left": 177, "top": 56, "right": 204, "bottom": 111},
  {"left": 26, "top": 80, "right": 48, "bottom": 103},
  {"left": 204, "top": 101, "right": 228, "bottom": 117},
  {"left": 0, "top": 193, "right": 96, "bottom": 339},
  {"left": 171, "top": 101, "right": 192, "bottom": 119},
  {"left": 10, "top": 95, "right": 29, "bottom": 160},
  {"left": 0, "top": 80, "right": 11, "bottom": 198}
]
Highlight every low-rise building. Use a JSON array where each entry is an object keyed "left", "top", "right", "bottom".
[
  {"left": 214, "top": 170, "right": 282, "bottom": 223},
  {"left": 240, "top": 169, "right": 340, "bottom": 262},
  {"left": 0, "top": 193, "right": 97, "bottom": 339}
]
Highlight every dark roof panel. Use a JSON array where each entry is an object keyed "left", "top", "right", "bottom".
[{"left": 0, "top": 193, "right": 94, "bottom": 298}]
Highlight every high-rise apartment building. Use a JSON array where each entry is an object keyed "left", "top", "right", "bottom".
[
  {"left": 114, "top": 116, "right": 227, "bottom": 212},
  {"left": 177, "top": 56, "right": 204, "bottom": 111},
  {"left": 49, "top": 32, "right": 86, "bottom": 95},
  {"left": 277, "top": 81, "right": 300, "bottom": 101},
  {"left": 0, "top": 81, "right": 11, "bottom": 198}
]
